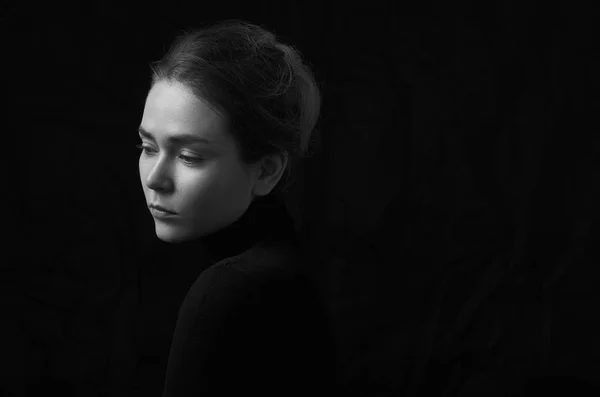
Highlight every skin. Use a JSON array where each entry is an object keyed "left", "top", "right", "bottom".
[{"left": 138, "top": 80, "right": 287, "bottom": 243}]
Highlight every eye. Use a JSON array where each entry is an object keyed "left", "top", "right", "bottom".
[
  {"left": 179, "top": 154, "right": 204, "bottom": 164},
  {"left": 135, "top": 144, "right": 157, "bottom": 155},
  {"left": 136, "top": 144, "right": 203, "bottom": 164}
]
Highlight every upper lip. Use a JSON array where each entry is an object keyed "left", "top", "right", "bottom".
[{"left": 149, "top": 203, "right": 177, "bottom": 214}]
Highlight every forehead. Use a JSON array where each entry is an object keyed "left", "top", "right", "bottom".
[{"left": 142, "top": 80, "right": 226, "bottom": 141}]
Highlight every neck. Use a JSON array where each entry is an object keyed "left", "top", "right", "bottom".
[{"left": 170, "top": 194, "right": 296, "bottom": 266}]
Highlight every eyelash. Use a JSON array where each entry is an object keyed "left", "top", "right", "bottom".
[{"left": 135, "top": 144, "right": 203, "bottom": 164}]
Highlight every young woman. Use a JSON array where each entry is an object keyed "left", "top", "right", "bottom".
[{"left": 136, "top": 19, "right": 335, "bottom": 396}]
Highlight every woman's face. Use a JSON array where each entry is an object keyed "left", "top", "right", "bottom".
[{"left": 138, "top": 80, "right": 261, "bottom": 243}]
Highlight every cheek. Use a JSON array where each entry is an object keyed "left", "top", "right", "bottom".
[
  {"left": 184, "top": 165, "right": 242, "bottom": 206},
  {"left": 138, "top": 157, "right": 154, "bottom": 196},
  {"left": 138, "top": 158, "right": 147, "bottom": 184},
  {"left": 177, "top": 168, "right": 218, "bottom": 202},
  {"left": 211, "top": 162, "right": 248, "bottom": 194}
]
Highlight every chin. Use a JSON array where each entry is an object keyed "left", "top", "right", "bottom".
[{"left": 154, "top": 224, "right": 192, "bottom": 244}]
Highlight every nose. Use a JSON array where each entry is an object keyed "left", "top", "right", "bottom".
[{"left": 145, "top": 155, "right": 173, "bottom": 192}]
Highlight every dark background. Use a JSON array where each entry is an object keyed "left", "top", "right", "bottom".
[{"left": 2, "top": 1, "right": 599, "bottom": 396}]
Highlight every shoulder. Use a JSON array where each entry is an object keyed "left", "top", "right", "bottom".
[
  {"left": 217, "top": 235, "right": 304, "bottom": 280},
  {"left": 180, "top": 236, "right": 307, "bottom": 317},
  {"left": 166, "top": 237, "right": 336, "bottom": 396}
]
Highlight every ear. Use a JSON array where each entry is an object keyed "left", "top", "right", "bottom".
[{"left": 252, "top": 152, "right": 288, "bottom": 197}]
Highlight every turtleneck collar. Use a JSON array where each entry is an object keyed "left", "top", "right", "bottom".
[
  {"left": 157, "top": 193, "right": 297, "bottom": 269},
  {"left": 203, "top": 193, "right": 297, "bottom": 261}
]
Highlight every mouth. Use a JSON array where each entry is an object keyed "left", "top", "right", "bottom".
[{"left": 149, "top": 204, "right": 177, "bottom": 215}]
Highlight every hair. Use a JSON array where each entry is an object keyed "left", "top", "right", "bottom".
[{"left": 148, "top": 19, "right": 322, "bottom": 199}]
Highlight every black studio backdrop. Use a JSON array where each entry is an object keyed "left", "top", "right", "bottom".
[{"left": 3, "top": 1, "right": 599, "bottom": 396}]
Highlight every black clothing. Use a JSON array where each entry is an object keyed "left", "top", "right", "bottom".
[{"left": 154, "top": 195, "right": 336, "bottom": 396}]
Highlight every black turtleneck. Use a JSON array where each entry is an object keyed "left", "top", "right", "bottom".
[
  {"left": 198, "top": 192, "right": 298, "bottom": 264},
  {"left": 145, "top": 194, "right": 337, "bottom": 397}
]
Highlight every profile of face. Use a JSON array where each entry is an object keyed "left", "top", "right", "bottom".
[{"left": 138, "top": 80, "right": 286, "bottom": 243}]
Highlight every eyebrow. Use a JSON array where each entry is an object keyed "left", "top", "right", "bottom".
[{"left": 138, "top": 126, "right": 213, "bottom": 145}]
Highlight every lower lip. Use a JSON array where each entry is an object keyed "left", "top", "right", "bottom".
[{"left": 150, "top": 207, "right": 178, "bottom": 219}]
